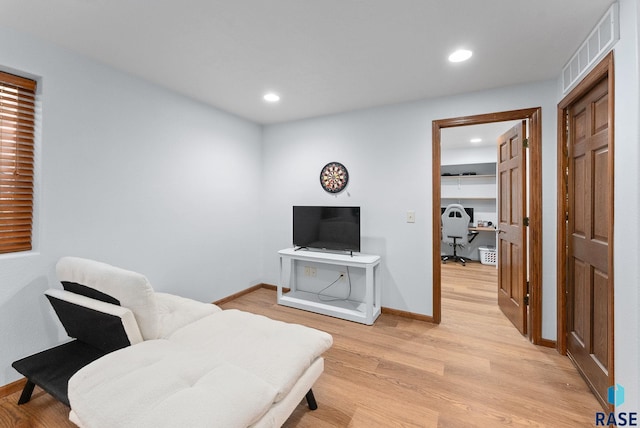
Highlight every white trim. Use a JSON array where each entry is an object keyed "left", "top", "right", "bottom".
[{"left": 562, "top": 2, "right": 620, "bottom": 94}]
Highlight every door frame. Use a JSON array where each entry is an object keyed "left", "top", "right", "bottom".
[
  {"left": 556, "top": 52, "right": 614, "bottom": 395},
  {"left": 432, "top": 107, "right": 544, "bottom": 344}
]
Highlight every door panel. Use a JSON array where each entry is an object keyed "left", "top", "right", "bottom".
[
  {"left": 566, "top": 76, "right": 611, "bottom": 407},
  {"left": 497, "top": 121, "right": 527, "bottom": 335},
  {"left": 571, "top": 260, "right": 586, "bottom": 345}
]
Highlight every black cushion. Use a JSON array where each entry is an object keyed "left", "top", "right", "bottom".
[
  {"left": 61, "top": 281, "right": 120, "bottom": 305},
  {"left": 46, "top": 295, "right": 132, "bottom": 353}
]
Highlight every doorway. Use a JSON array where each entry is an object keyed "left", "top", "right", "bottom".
[
  {"left": 432, "top": 108, "right": 543, "bottom": 344},
  {"left": 440, "top": 121, "right": 521, "bottom": 327}
]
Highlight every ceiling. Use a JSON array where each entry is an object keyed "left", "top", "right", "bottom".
[
  {"left": 441, "top": 121, "right": 522, "bottom": 150},
  {"left": 0, "top": 0, "right": 612, "bottom": 124}
]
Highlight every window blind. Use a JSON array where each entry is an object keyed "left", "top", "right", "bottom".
[{"left": 0, "top": 71, "right": 36, "bottom": 254}]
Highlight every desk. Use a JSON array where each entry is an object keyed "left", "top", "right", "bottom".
[
  {"left": 467, "top": 226, "right": 496, "bottom": 243},
  {"left": 469, "top": 226, "right": 497, "bottom": 233}
]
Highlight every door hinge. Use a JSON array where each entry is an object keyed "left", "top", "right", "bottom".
[
  {"left": 524, "top": 281, "right": 530, "bottom": 305},
  {"left": 523, "top": 217, "right": 530, "bottom": 226},
  {"left": 523, "top": 138, "right": 529, "bottom": 148}
]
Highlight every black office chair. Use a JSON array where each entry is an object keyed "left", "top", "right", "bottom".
[{"left": 441, "top": 204, "right": 471, "bottom": 266}]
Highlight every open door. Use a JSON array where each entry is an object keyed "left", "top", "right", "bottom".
[
  {"left": 565, "top": 72, "right": 613, "bottom": 409},
  {"left": 557, "top": 53, "right": 614, "bottom": 410},
  {"left": 497, "top": 121, "right": 527, "bottom": 335}
]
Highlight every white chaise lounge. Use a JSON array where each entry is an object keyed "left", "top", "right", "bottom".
[{"left": 13, "top": 257, "right": 333, "bottom": 428}]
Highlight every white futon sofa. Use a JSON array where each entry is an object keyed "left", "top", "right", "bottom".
[{"left": 21, "top": 257, "right": 333, "bottom": 428}]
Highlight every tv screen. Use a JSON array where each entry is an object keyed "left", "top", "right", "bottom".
[{"left": 293, "top": 206, "right": 360, "bottom": 252}]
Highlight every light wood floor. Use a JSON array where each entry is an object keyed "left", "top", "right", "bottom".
[{"left": 0, "top": 262, "right": 600, "bottom": 427}]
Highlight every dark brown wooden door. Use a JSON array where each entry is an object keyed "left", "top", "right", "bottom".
[
  {"left": 497, "top": 121, "right": 528, "bottom": 335},
  {"left": 566, "top": 76, "right": 612, "bottom": 407}
]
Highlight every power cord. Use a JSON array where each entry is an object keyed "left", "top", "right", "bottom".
[{"left": 317, "top": 266, "right": 352, "bottom": 302}]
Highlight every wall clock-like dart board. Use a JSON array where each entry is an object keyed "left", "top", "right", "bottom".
[{"left": 320, "top": 162, "right": 349, "bottom": 193}]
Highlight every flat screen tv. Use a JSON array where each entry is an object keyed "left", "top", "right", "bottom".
[{"left": 293, "top": 206, "right": 360, "bottom": 253}]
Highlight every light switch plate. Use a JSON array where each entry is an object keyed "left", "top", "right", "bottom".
[{"left": 407, "top": 210, "right": 415, "bottom": 223}]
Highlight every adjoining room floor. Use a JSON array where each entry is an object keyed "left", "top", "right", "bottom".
[{"left": 0, "top": 262, "right": 601, "bottom": 427}]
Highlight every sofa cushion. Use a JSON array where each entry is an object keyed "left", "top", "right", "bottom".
[
  {"left": 168, "top": 309, "right": 333, "bottom": 402},
  {"left": 68, "top": 340, "right": 278, "bottom": 428},
  {"left": 56, "top": 257, "right": 160, "bottom": 340},
  {"left": 155, "top": 292, "right": 221, "bottom": 338}
]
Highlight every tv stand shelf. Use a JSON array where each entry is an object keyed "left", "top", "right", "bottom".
[{"left": 277, "top": 248, "right": 381, "bottom": 325}]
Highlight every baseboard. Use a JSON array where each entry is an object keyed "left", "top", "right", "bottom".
[
  {"left": 261, "top": 283, "right": 290, "bottom": 293},
  {"left": 213, "top": 284, "right": 263, "bottom": 305},
  {"left": 215, "top": 284, "right": 432, "bottom": 323},
  {"left": 0, "top": 378, "right": 26, "bottom": 399},
  {"left": 538, "top": 338, "right": 557, "bottom": 348},
  {"left": 213, "top": 283, "right": 290, "bottom": 306},
  {"left": 381, "top": 306, "right": 435, "bottom": 323}
]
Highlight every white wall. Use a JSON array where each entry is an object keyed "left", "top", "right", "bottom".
[
  {"left": 440, "top": 146, "right": 497, "bottom": 165},
  {"left": 261, "top": 80, "right": 558, "bottom": 337},
  {"left": 0, "top": 26, "right": 263, "bottom": 385}
]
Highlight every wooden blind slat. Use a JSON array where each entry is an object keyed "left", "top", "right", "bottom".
[
  {"left": 0, "top": 146, "right": 34, "bottom": 154},
  {"left": 0, "top": 104, "right": 36, "bottom": 115},
  {"left": 0, "top": 94, "right": 36, "bottom": 106},
  {"left": 0, "top": 151, "right": 35, "bottom": 157},
  {"left": 0, "top": 136, "right": 36, "bottom": 146},
  {"left": 0, "top": 114, "right": 36, "bottom": 123},
  {"left": 0, "top": 130, "right": 36, "bottom": 140},
  {"left": 0, "top": 71, "right": 36, "bottom": 255},
  {"left": 0, "top": 72, "right": 36, "bottom": 91},
  {"left": 0, "top": 230, "right": 32, "bottom": 237},
  {"left": 0, "top": 149, "right": 35, "bottom": 158},
  {"left": 0, "top": 115, "right": 36, "bottom": 126},
  {"left": 0, "top": 167, "right": 34, "bottom": 172},
  {"left": 0, "top": 244, "right": 33, "bottom": 251},
  {"left": 0, "top": 102, "right": 36, "bottom": 112},
  {"left": 0, "top": 115, "right": 36, "bottom": 127},
  {"left": 0, "top": 176, "right": 34, "bottom": 182},
  {"left": 0, "top": 203, "right": 33, "bottom": 210},
  {"left": 0, "top": 227, "right": 31, "bottom": 234},
  {"left": 0, "top": 86, "right": 36, "bottom": 97},
  {"left": 0, "top": 217, "right": 32, "bottom": 224},
  {"left": 0, "top": 173, "right": 34, "bottom": 178},
  {"left": 0, "top": 243, "right": 33, "bottom": 253},
  {"left": 0, "top": 226, "right": 32, "bottom": 234},
  {"left": 0, "top": 84, "right": 36, "bottom": 95},
  {"left": 0, "top": 242, "right": 32, "bottom": 248}
]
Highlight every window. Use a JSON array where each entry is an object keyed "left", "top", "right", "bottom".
[{"left": 0, "top": 71, "right": 36, "bottom": 254}]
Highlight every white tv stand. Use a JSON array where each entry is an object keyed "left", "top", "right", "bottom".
[{"left": 277, "top": 248, "right": 381, "bottom": 325}]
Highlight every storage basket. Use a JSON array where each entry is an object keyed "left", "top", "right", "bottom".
[{"left": 479, "top": 246, "right": 497, "bottom": 265}]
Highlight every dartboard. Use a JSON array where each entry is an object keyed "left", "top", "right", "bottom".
[{"left": 320, "top": 162, "right": 349, "bottom": 193}]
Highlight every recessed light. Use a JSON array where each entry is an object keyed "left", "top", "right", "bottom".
[
  {"left": 448, "top": 49, "right": 473, "bottom": 63},
  {"left": 470, "top": 138, "right": 482, "bottom": 143},
  {"left": 263, "top": 92, "right": 280, "bottom": 103}
]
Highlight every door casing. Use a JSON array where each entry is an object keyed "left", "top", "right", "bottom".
[{"left": 432, "top": 108, "right": 544, "bottom": 345}]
